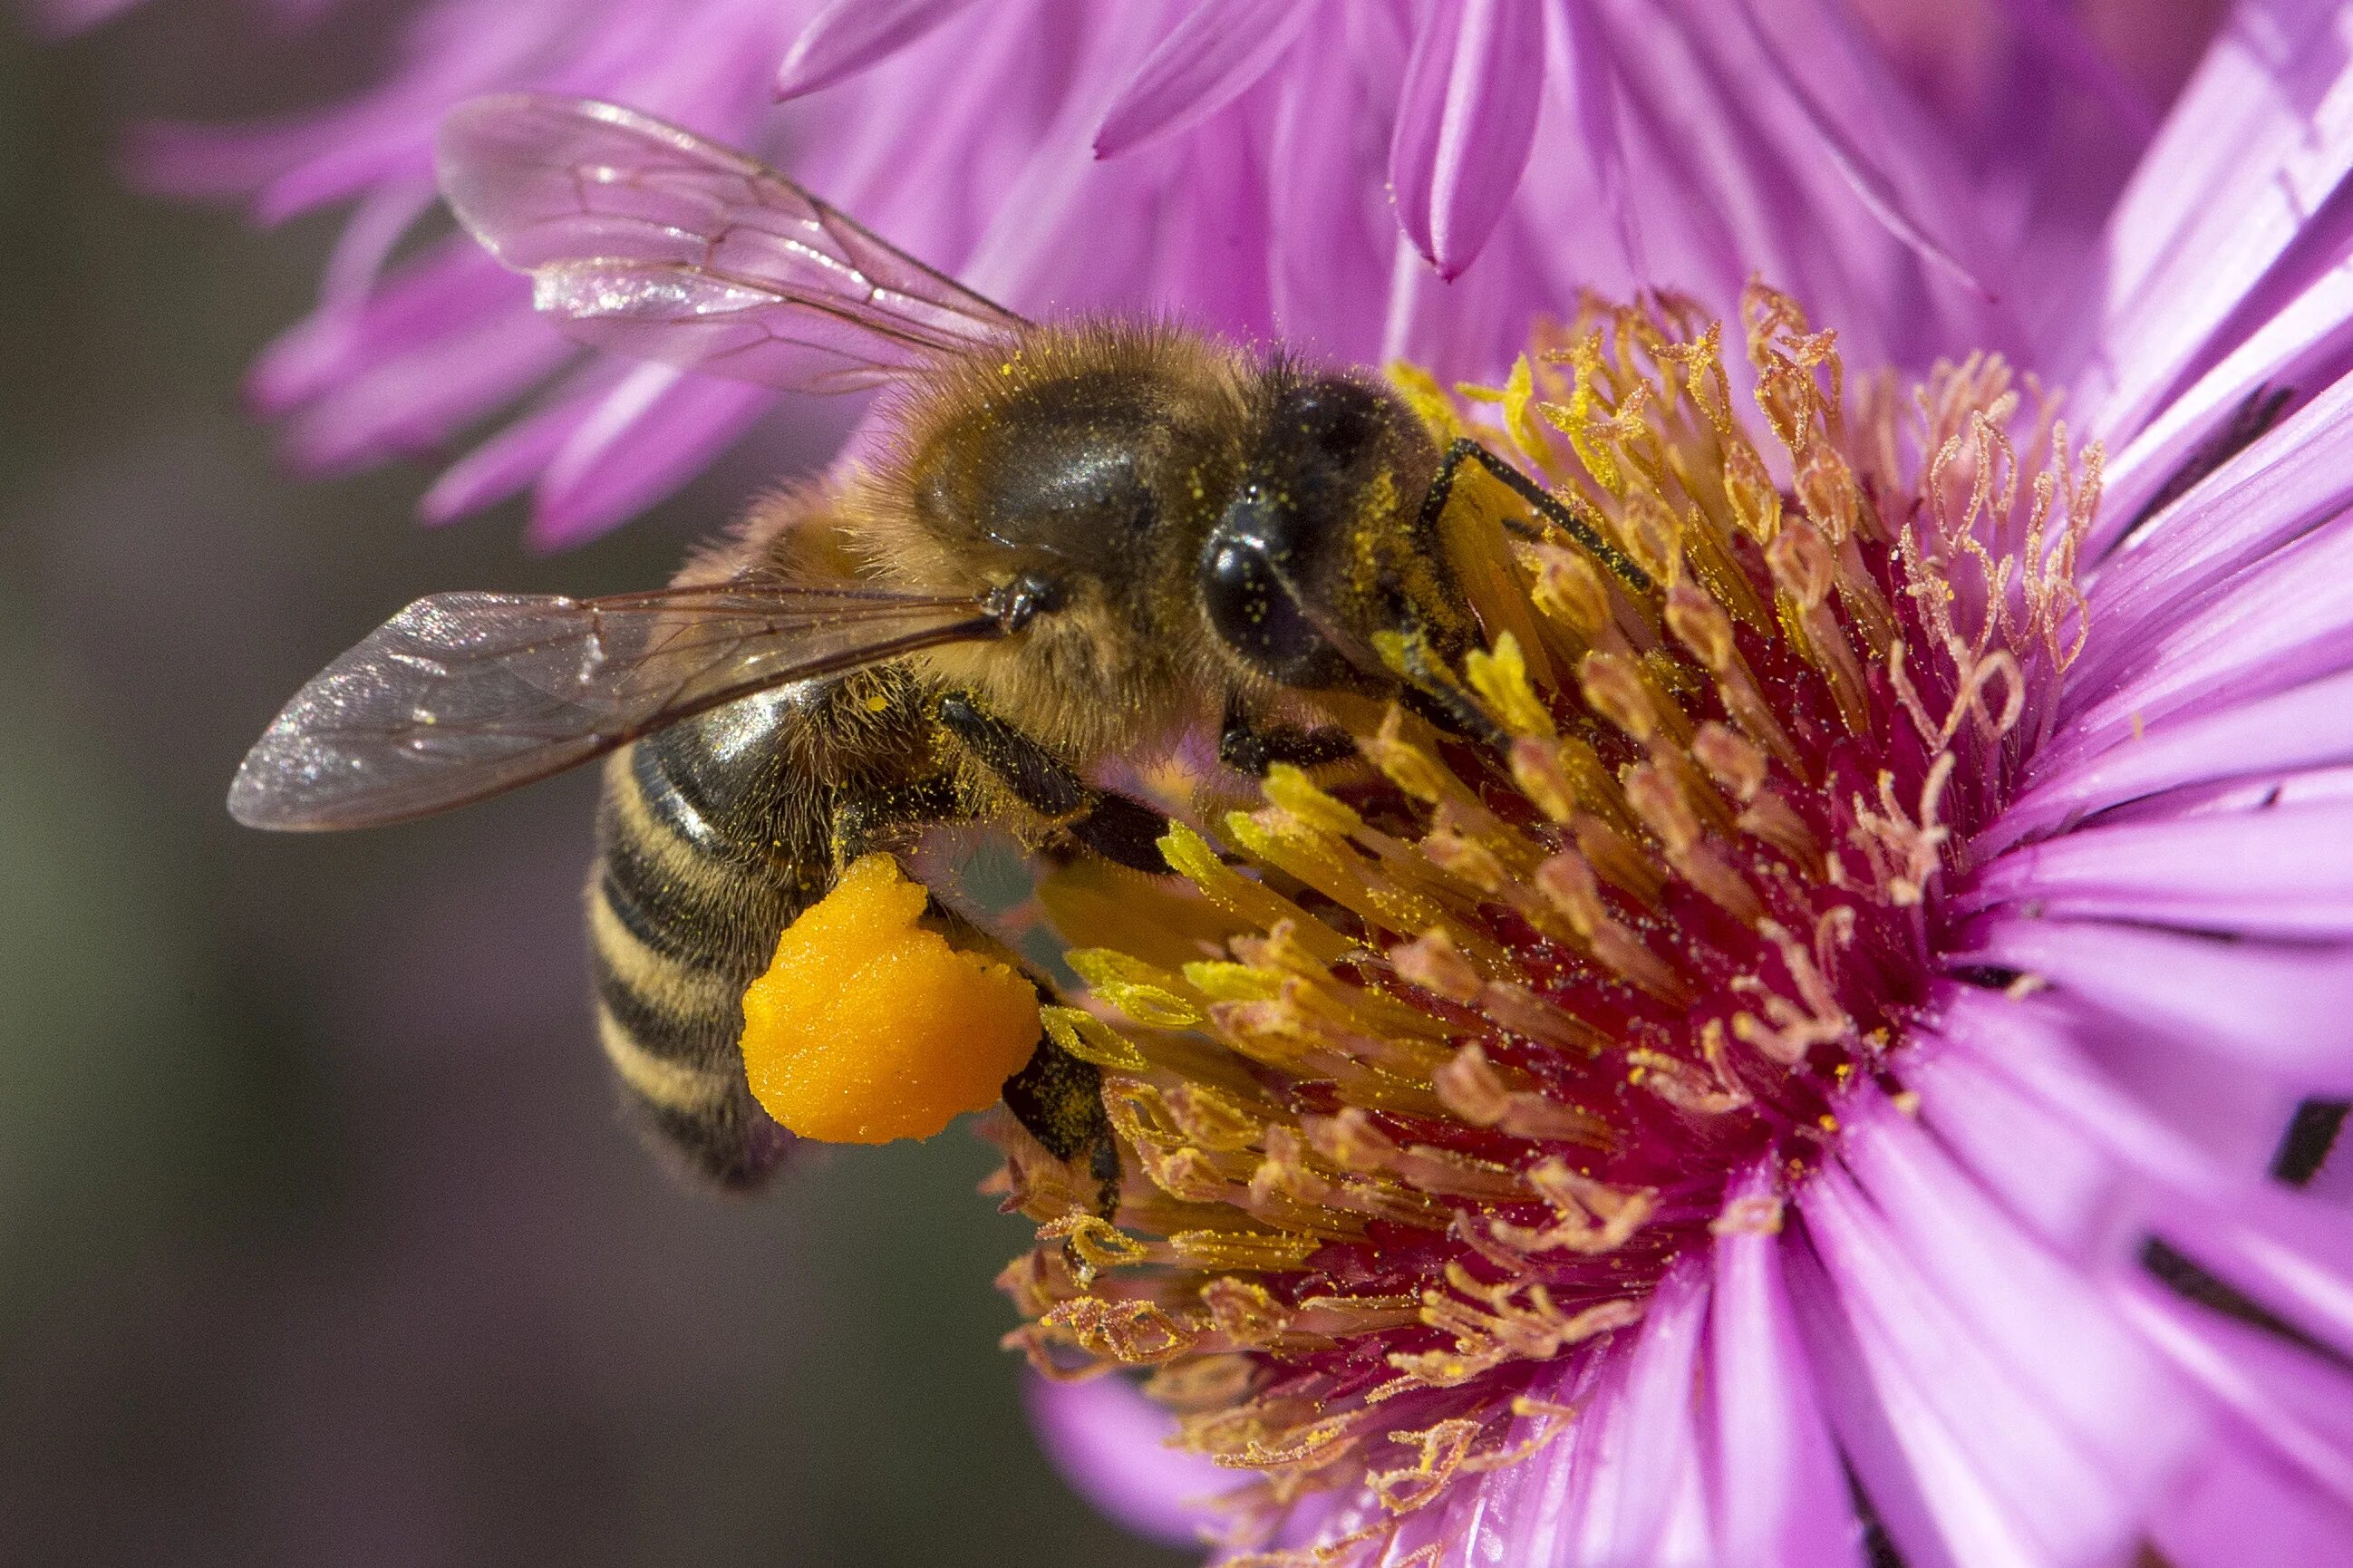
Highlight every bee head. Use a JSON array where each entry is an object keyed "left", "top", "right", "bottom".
[{"left": 1198, "top": 368, "right": 1447, "bottom": 691}]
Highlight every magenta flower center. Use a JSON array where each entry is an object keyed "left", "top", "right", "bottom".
[{"left": 993, "top": 286, "right": 2096, "bottom": 1557}]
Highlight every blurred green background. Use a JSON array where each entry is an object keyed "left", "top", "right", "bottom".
[{"left": 0, "top": 10, "right": 1186, "bottom": 1564}]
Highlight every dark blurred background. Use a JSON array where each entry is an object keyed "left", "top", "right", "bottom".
[{"left": 0, "top": 11, "right": 1185, "bottom": 1564}]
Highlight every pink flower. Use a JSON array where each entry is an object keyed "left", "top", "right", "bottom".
[
  {"left": 991, "top": 5, "right": 2353, "bottom": 1563},
  {"left": 90, "top": 0, "right": 2216, "bottom": 545}
]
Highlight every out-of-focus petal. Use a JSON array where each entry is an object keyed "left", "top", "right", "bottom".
[
  {"left": 419, "top": 363, "right": 623, "bottom": 524},
  {"left": 1728, "top": 0, "right": 1994, "bottom": 301},
  {"left": 1709, "top": 1170, "right": 1862, "bottom": 1568},
  {"left": 1021, "top": 1372, "right": 1241, "bottom": 1549},
  {"left": 1094, "top": 0, "right": 1320, "bottom": 159},
  {"left": 2150, "top": 1422, "right": 2353, "bottom": 1568},
  {"left": 774, "top": 0, "right": 983, "bottom": 101},
  {"left": 1390, "top": 0, "right": 1547, "bottom": 280},
  {"left": 2120, "top": 1281, "right": 2353, "bottom": 1508},
  {"left": 284, "top": 307, "right": 571, "bottom": 474},
  {"left": 528, "top": 365, "right": 772, "bottom": 548}
]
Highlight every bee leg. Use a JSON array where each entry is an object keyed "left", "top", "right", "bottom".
[
  {"left": 900, "top": 884, "right": 1122, "bottom": 1215},
  {"left": 1418, "top": 438, "right": 1655, "bottom": 594},
  {"left": 1002, "top": 1034, "right": 1122, "bottom": 1215},
  {"left": 826, "top": 760, "right": 1124, "bottom": 1212},
  {"left": 1216, "top": 693, "right": 1356, "bottom": 778},
  {"left": 934, "top": 692, "right": 1173, "bottom": 875}
]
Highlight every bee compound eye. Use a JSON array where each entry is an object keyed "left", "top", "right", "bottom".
[{"left": 1199, "top": 530, "right": 1339, "bottom": 686}]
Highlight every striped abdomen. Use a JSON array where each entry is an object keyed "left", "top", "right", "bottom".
[{"left": 587, "top": 690, "right": 829, "bottom": 1188}]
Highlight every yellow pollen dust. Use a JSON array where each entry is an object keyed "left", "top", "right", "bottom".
[{"left": 739, "top": 853, "right": 1040, "bottom": 1143}]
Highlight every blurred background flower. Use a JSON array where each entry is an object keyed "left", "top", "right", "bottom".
[{"left": 41, "top": 0, "right": 2229, "bottom": 547}]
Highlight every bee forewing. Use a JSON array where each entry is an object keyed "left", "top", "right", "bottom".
[
  {"left": 435, "top": 93, "right": 1029, "bottom": 393},
  {"left": 228, "top": 585, "right": 1000, "bottom": 831}
]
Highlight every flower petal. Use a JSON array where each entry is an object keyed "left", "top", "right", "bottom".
[
  {"left": 2149, "top": 1422, "right": 2353, "bottom": 1568},
  {"left": 1390, "top": 0, "right": 1547, "bottom": 280},
  {"left": 774, "top": 0, "right": 984, "bottom": 101},
  {"left": 1093, "top": 0, "right": 1321, "bottom": 159},
  {"left": 2078, "top": 371, "right": 2353, "bottom": 690},
  {"left": 1960, "top": 799, "right": 2353, "bottom": 936},
  {"left": 1559, "top": 1261, "right": 1711, "bottom": 1567},
  {"left": 2120, "top": 1280, "right": 2353, "bottom": 1510},
  {"left": 528, "top": 365, "right": 773, "bottom": 548},
  {"left": 2065, "top": 0, "right": 2353, "bottom": 445},
  {"left": 1994, "top": 667, "right": 2353, "bottom": 851},
  {"left": 1954, "top": 920, "right": 2353, "bottom": 1094},
  {"left": 1022, "top": 1372, "right": 1240, "bottom": 1547},
  {"left": 1835, "top": 1086, "right": 2204, "bottom": 1494},
  {"left": 1709, "top": 1167, "right": 1862, "bottom": 1568},
  {"left": 1795, "top": 1163, "right": 2148, "bottom": 1567},
  {"left": 2053, "top": 516, "right": 2353, "bottom": 771}
]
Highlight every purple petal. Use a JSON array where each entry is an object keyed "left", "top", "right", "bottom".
[
  {"left": 2149, "top": 1421, "right": 2353, "bottom": 1568},
  {"left": 1726, "top": 0, "right": 1993, "bottom": 301},
  {"left": 2052, "top": 518, "right": 2353, "bottom": 776},
  {"left": 1390, "top": 0, "right": 1547, "bottom": 280},
  {"left": 1796, "top": 1162, "right": 2147, "bottom": 1566},
  {"left": 1559, "top": 1261, "right": 1709, "bottom": 1566},
  {"left": 1908, "top": 1011, "right": 2153, "bottom": 1260},
  {"left": 281, "top": 309, "right": 571, "bottom": 475},
  {"left": 1959, "top": 799, "right": 2353, "bottom": 936},
  {"left": 1266, "top": 2, "right": 1402, "bottom": 358},
  {"left": 775, "top": 0, "right": 985, "bottom": 101},
  {"left": 2076, "top": 375, "right": 2353, "bottom": 704},
  {"left": 1709, "top": 1166, "right": 1863, "bottom": 1568},
  {"left": 1835, "top": 1087, "right": 2203, "bottom": 1491},
  {"left": 529, "top": 366, "right": 772, "bottom": 548},
  {"left": 1022, "top": 1372, "right": 1240, "bottom": 1547},
  {"left": 2064, "top": 0, "right": 2353, "bottom": 445},
  {"left": 2120, "top": 1281, "right": 2353, "bottom": 1509},
  {"left": 1778, "top": 1224, "right": 2005, "bottom": 1568},
  {"left": 1094, "top": 0, "right": 1320, "bottom": 160},
  {"left": 1935, "top": 992, "right": 2353, "bottom": 1360},
  {"left": 1953, "top": 921, "right": 2353, "bottom": 1095},
  {"left": 1544, "top": 0, "right": 1642, "bottom": 276},
  {"left": 418, "top": 364, "right": 623, "bottom": 525},
  {"left": 1995, "top": 668, "right": 2353, "bottom": 852},
  {"left": 2095, "top": 240, "right": 2353, "bottom": 546}
]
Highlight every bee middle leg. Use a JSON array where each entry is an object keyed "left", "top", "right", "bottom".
[{"left": 933, "top": 692, "right": 1173, "bottom": 875}]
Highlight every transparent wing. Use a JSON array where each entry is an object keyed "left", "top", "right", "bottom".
[
  {"left": 437, "top": 93, "right": 1030, "bottom": 392},
  {"left": 229, "top": 583, "right": 1001, "bottom": 831}
]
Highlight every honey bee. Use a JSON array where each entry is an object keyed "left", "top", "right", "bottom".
[{"left": 229, "top": 94, "right": 1641, "bottom": 1193}]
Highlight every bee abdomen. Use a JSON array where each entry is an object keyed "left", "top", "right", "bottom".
[{"left": 588, "top": 726, "right": 815, "bottom": 1189}]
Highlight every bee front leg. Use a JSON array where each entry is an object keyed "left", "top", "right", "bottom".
[
  {"left": 1418, "top": 437, "right": 1655, "bottom": 595},
  {"left": 933, "top": 692, "right": 1173, "bottom": 875},
  {"left": 1216, "top": 693, "right": 1356, "bottom": 778}
]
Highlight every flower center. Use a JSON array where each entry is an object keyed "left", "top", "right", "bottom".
[{"left": 992, "top": 285, "right": 2097, "bottom": 1555}]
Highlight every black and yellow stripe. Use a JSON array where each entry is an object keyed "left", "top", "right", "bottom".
[{"left": 587, "top": 707, "right": 825, "bottom": 1188}]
